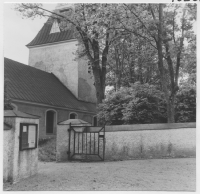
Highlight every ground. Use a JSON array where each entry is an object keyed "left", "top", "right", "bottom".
[{"left": 4, "top": 158, "right": 195, "bottom": 191}]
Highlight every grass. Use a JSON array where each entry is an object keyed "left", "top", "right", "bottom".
[{"left": 38, "top": 137, "right": 56, "bottom": 162}]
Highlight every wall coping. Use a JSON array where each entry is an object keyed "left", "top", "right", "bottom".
[{"left": 105, "top": 122, "right": 196, "bottom": 132}]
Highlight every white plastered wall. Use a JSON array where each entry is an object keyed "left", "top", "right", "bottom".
[{"left": 28, "top": 41, "right": 79, "bottom": 98}]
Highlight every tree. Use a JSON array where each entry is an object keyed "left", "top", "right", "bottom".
[
  {"left": 15, "top": 3, "right": 122, "bottom": 104},
  {"left": 118, "top": 3, "right": 196, "bottom": 122},
  {"left": 107, "top": 33, "right": 159, "bottom": 90}
]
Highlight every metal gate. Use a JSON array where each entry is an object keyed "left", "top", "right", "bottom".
[{"left": 67, "top": 124, "right": 105, "bottom": 161}]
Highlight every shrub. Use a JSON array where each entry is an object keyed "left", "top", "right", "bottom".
[
  {"left": 98, "top": 82, "right": 167, "bottom": 125},
  {"left": 175, "top": 87, "right": 196, "bottom": 123},
  {"left": 98, "top": 83, "right": 196, "bottom": 125}
]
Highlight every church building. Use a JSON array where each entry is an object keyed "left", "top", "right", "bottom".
[{"left": 4, "top": 4, "right": 97, "bottom": 139}]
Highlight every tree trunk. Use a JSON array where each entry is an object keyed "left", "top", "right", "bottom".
[
  {"left": 157, "top": 4, "right": 174, "bottom": 123},
  {"left": 129, "top": 60, "right": 135, "bottom": 84},
  {"left": 91, "top": 39, "right": 105, "bottom": 104},
  {"left": 115, "top": 70, "right": 121, "bottom": 90},
  {"left": 167, "top": 95, "right": 175, "bottom": 123},
  {"left": 114, "top": 48, "right": 121, "bottom": 90},
  {"left": 92, "top": 63, "right": 105, "bottom": 104}
]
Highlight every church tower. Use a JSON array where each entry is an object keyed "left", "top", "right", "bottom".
[{"left": 26, "top": 4, "right": 97, "bottom": 103}]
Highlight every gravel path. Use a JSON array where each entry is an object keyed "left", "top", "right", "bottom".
[{"left": 4, "top": 158, "right": 196, "bottom": 191}]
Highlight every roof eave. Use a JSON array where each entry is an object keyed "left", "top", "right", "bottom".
[
  {"left": 26, "top": 38, "right": 77, "bottom": 49},
  {"left": 12, "top": 98, "right": 96, "bottom": 115}
]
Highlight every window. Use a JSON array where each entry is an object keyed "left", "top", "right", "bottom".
[
  {"left": 93, "top": 116, "right": 97, "bottom": 126},
  {"left": 69, "top": 113, "right": 77, "bottom": 119},
  {"left": 60, "top": 8, "right": 70, "bottom": 13},
  {"left": 20, "top": 123, "right": 38, "bottom": 150},
  {"left": 46, "top": 111, "right": 55, "bottom": 134},
  {"left": 60, "top": 8, "right": 72, "bottom": 16}
]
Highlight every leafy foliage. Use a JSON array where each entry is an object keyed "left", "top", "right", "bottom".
[
  {"left": 107, "top": 34, "right": 158, "bottom": 90},
  {"left": 97, "top": 82, "right": 167, "bottom": 125},
  {"left": 116, "top": 4, "right": 196, "bottom": 122},
  {"left": 99, "top": 82, "right": 196, "bottom": 125},
  {"left": 175, "top": 87, "right": 196, "bottom": 123}
]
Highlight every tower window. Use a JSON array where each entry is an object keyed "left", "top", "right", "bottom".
[
  {"left": 60, "top": 9, "right": 69, "bottom": 13},
  {"left": 59, "top": 8, "right": 72, "bottom": 16}
]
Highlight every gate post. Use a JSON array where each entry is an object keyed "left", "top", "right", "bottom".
[
  {"left": 67, "top": 123, "right": 71, "bottom": 160},
  {"left": 103, "top": 125, "right": 106, "bottom": 161}
]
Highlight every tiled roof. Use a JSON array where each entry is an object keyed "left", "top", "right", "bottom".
[
  {"left": 4, "top": 58, "right": 96, "bottom": 113},
  {"left": 26, "top": 18, "right": 75, "bottom": 47}
]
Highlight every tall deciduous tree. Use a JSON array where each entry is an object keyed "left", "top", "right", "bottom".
[
  {"left": 15, "top": 3, "right": 121, "bottom": 104},
  {"left": 107, "top": 33, "right": 158, "bottom": 90},
  {"left": 119, "top": 3, "right": 196, "bottom": 123}
]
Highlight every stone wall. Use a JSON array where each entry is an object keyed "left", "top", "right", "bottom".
[
  {"left": 13, "top": 101, "right": 95, "bottom": 139},
  {"left": 104, "top": 123, "right": 196, "bottom": 160},
  {"left": 56, "top": 123, "right": 196, "bottom": 162},
  {"left": 4, "top": 117, "right": 39, "bottom": 183}
]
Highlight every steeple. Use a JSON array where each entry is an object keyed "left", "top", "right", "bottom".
[{"left": 27, "top": 3, "right": 97, "bottom": 103}]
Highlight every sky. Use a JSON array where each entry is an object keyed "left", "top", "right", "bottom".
[{"left": 4, "top": 3, "right": 56, "bottom": 64}]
